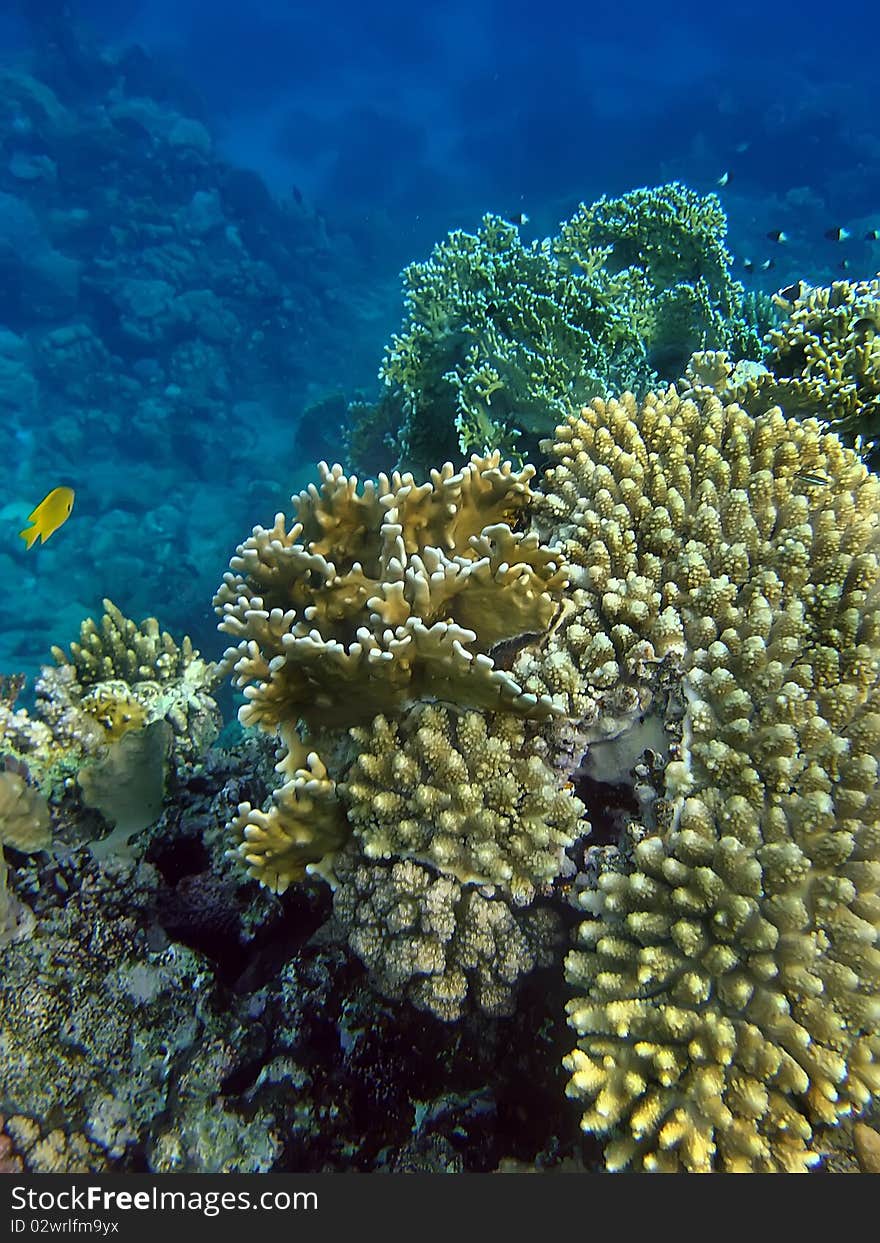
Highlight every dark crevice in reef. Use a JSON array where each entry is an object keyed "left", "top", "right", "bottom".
[
  {"left": 232, "top": 886, "right": 332, "bottom": 993},
  {"left": 569, "top": 771, "right": 640, "bottom": 849},
  {"left": 147, "top": 817, "right": 331, "bottom": 989},
  {"left": 146, "top": 823, "right": 211, "bottom": 884},
  {"left": 256, "top": 947, "right": 590, "bottom": 1173}
]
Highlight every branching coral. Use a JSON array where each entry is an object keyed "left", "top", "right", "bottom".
[
  {"left": 51, "top": 597, "right": 203, "bottom": 686},
  {"left": 358, "top": 183, "right": 761, "bottom": 474},
  {"left": 556, "top": 183, "right": 760, "bottom": 373},
  {"left": 33, "top": 599, "right": 221, "bottom": 777},
  {"left": 682, "top": 279, "right": 880, "bottom": 464},
  {"left": 342, "top": 704, "right": 583, "bottom": 906},
  {"left": 214, "top": 453, "right": 568, "bottom": 890},
  {"left": 543, "top": 391, "right": 880, "bottom": 1171},
  {"left": 333, "top": 852, "right": 561, "bottom": 1021}
]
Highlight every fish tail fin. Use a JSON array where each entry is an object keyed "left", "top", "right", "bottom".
[{"left": 19, "top": 524, "right": 39, "bottom": 550}]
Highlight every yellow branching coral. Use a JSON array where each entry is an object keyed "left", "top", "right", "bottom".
[
  {"left": 51, "top": 598, "right": 206, "bottom": 687},
  {"left": 215, "top": 454, "right": 567, "bottom": 731},
  {"left": 546, "top": 391, "right": 880, "bottom": 1171},
  {"left": 333, "top": 852, "right": 561, "bottom": 1021},
  {"left": 682, "top": 279, "right": 880, "bottom": 457},
  {"left": 342, "top": 704, "right": 584, "bottom": 905},
  {"left": 34, "top": 601, "right": 221, "bottom": 775},
  {"left": 215, "top": 454, "right": 569, "bottom": 890},
  {"left": 229, "top": 744, "right": 349, "bottom": 891}
]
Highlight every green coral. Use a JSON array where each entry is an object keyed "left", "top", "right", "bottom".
[
  {"left": 355, "top": 183, "right": 760, "bottom": 473},
  {"left": 718, "top": 279, "right": 880, "bottom": 465}
]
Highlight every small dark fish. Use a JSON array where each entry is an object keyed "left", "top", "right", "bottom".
[
  {"left": 777, "top": 280, "right": 805, "bottom": 303},
  {"left": 291, "top": 184, "right": 304, "bottom": 206},
  {"left": 488, "top": 631, "right": 541, "bottom": 670},
  {"left": 865, "top": 229, "right": 880, "bottom": 241},
  {"left": 506, "top": 211, "right": 529, "bottom": 227},
  {"left": 766, "top": 229, "right": 788, "bottom": 243},
  {"left": 825, "top": 226, "right": 851, "bottom": 241},
  {"left": 717, "top": 171, "right": 730, "bottom": 187},
  {"left": 757, "top": 258, "right": 775, "bottom": 272},
  {"left": 742, "top": 257, "right": 754, "bottom": 272},
  {"left": 795, "top": 471, "right": 832, "bottom": 486},
  {"left": 734, "top": 141, "right": 750, "bottom": 154},
  {"left": 839, "top": 258, "right": 851, "bottom": 271}
]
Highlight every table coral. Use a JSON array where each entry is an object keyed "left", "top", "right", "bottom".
[{"left": 546, "top": 390, "right": 880, "bottom": 1171}]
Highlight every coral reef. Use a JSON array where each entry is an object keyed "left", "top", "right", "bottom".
[
  {"left": 544, "top": 391, "right": 880, "bottom": 1171},
  {"left": 343, "top": 705, "right": 583, "bottom": 905},
  {"left": 1, "top": 601, "right": 221, "bottom": 854},
  {"left": 681, "top": 279, "right": 880, "bottom": 465},
  {"left": 215, "top": 453, "right": 568, "bottom": 891},
  {"left": 0, "top": 32, "right": 388, "bottom": 680},
  {"left": 557, "top": 184, "right": 761, "bottom": 375},
  {"left": 333, "top": 852, "right": 561, "bottom": 1020},
  {"left": 355, "top": 184, "right": 761, "bottom": 473},
  {"left": 0, "top": 765, "right": 51, "bottom": 945},
  {"left": 0, "top": 734, "right": 584, "bottom": 1173}
]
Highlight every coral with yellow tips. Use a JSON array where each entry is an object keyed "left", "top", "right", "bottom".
[
  {"left": 545, "top": 389, "right": 880, "bottom": 1171},
  {"left": 682, "top": 279, "right": 880, "bottom": 464},
  {"left": 342, "top": 704, "right": 584, "bottom": 906},
  {"left": 214, "top": 453, "right": 569, "bottom": 888}
]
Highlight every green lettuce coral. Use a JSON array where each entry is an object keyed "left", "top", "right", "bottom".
[{"left": 352, "top": 183, "right": 763, "bottom": 473}]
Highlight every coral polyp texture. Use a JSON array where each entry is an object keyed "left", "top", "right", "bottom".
[
  {"left": 546, "top": 391, "right": 880, "bottom": 1171},
  {"left": 333, "top": 852, "right": 561, "bottom": 1021},
  {"left": 682, "top": 279, "right": 880, "bottom": 463},
  {"left": 343, "top": 704, "right": 583, "bottom": 906},
  {"left": 43, "top": 598, "right": 221, "bottom": 767},
  {"left": 214, "top": 453, "right": 569, "bottom": 890}
]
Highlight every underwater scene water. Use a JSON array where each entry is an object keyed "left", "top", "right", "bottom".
[{"left": 1, "top": 0, "right": 879, "bottom": 1175}]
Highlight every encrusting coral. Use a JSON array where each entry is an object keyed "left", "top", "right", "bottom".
[
  {"left": 215, "top": 452, "right": 569, "bottom": 891},
  {"left": 543, "top": 390, "right": 880, "bottom": 1171}
]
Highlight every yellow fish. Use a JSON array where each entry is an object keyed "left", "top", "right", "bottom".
[{"left": 19, "top": 486, "right": 75, "bottom": 549}]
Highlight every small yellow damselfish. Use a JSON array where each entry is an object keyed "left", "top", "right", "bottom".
[{"left": 19, "top": 486, "right": 75, "bottom": 549}]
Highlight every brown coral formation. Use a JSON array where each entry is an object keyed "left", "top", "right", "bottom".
[
  {"left": 333, "top": 852, "right": 560, "bottom": 1021},
  {"left": 547, "top": 390, "right": 880, "bottom": 1171},
  {"left": 215, "top": 453, "right": 569, "bottom": 891}
]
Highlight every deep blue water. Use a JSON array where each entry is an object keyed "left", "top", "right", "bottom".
[{"left": 1, "top": 0, "right": 878, "bottom": 683}]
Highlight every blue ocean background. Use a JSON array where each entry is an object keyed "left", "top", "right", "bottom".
[{"left": 2, "top": 0, "right": 878, "bottom": 685}]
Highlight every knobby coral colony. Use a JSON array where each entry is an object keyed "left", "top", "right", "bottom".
[{"left": 217, "top": 379, "right": 880, "bottom": 1173}]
